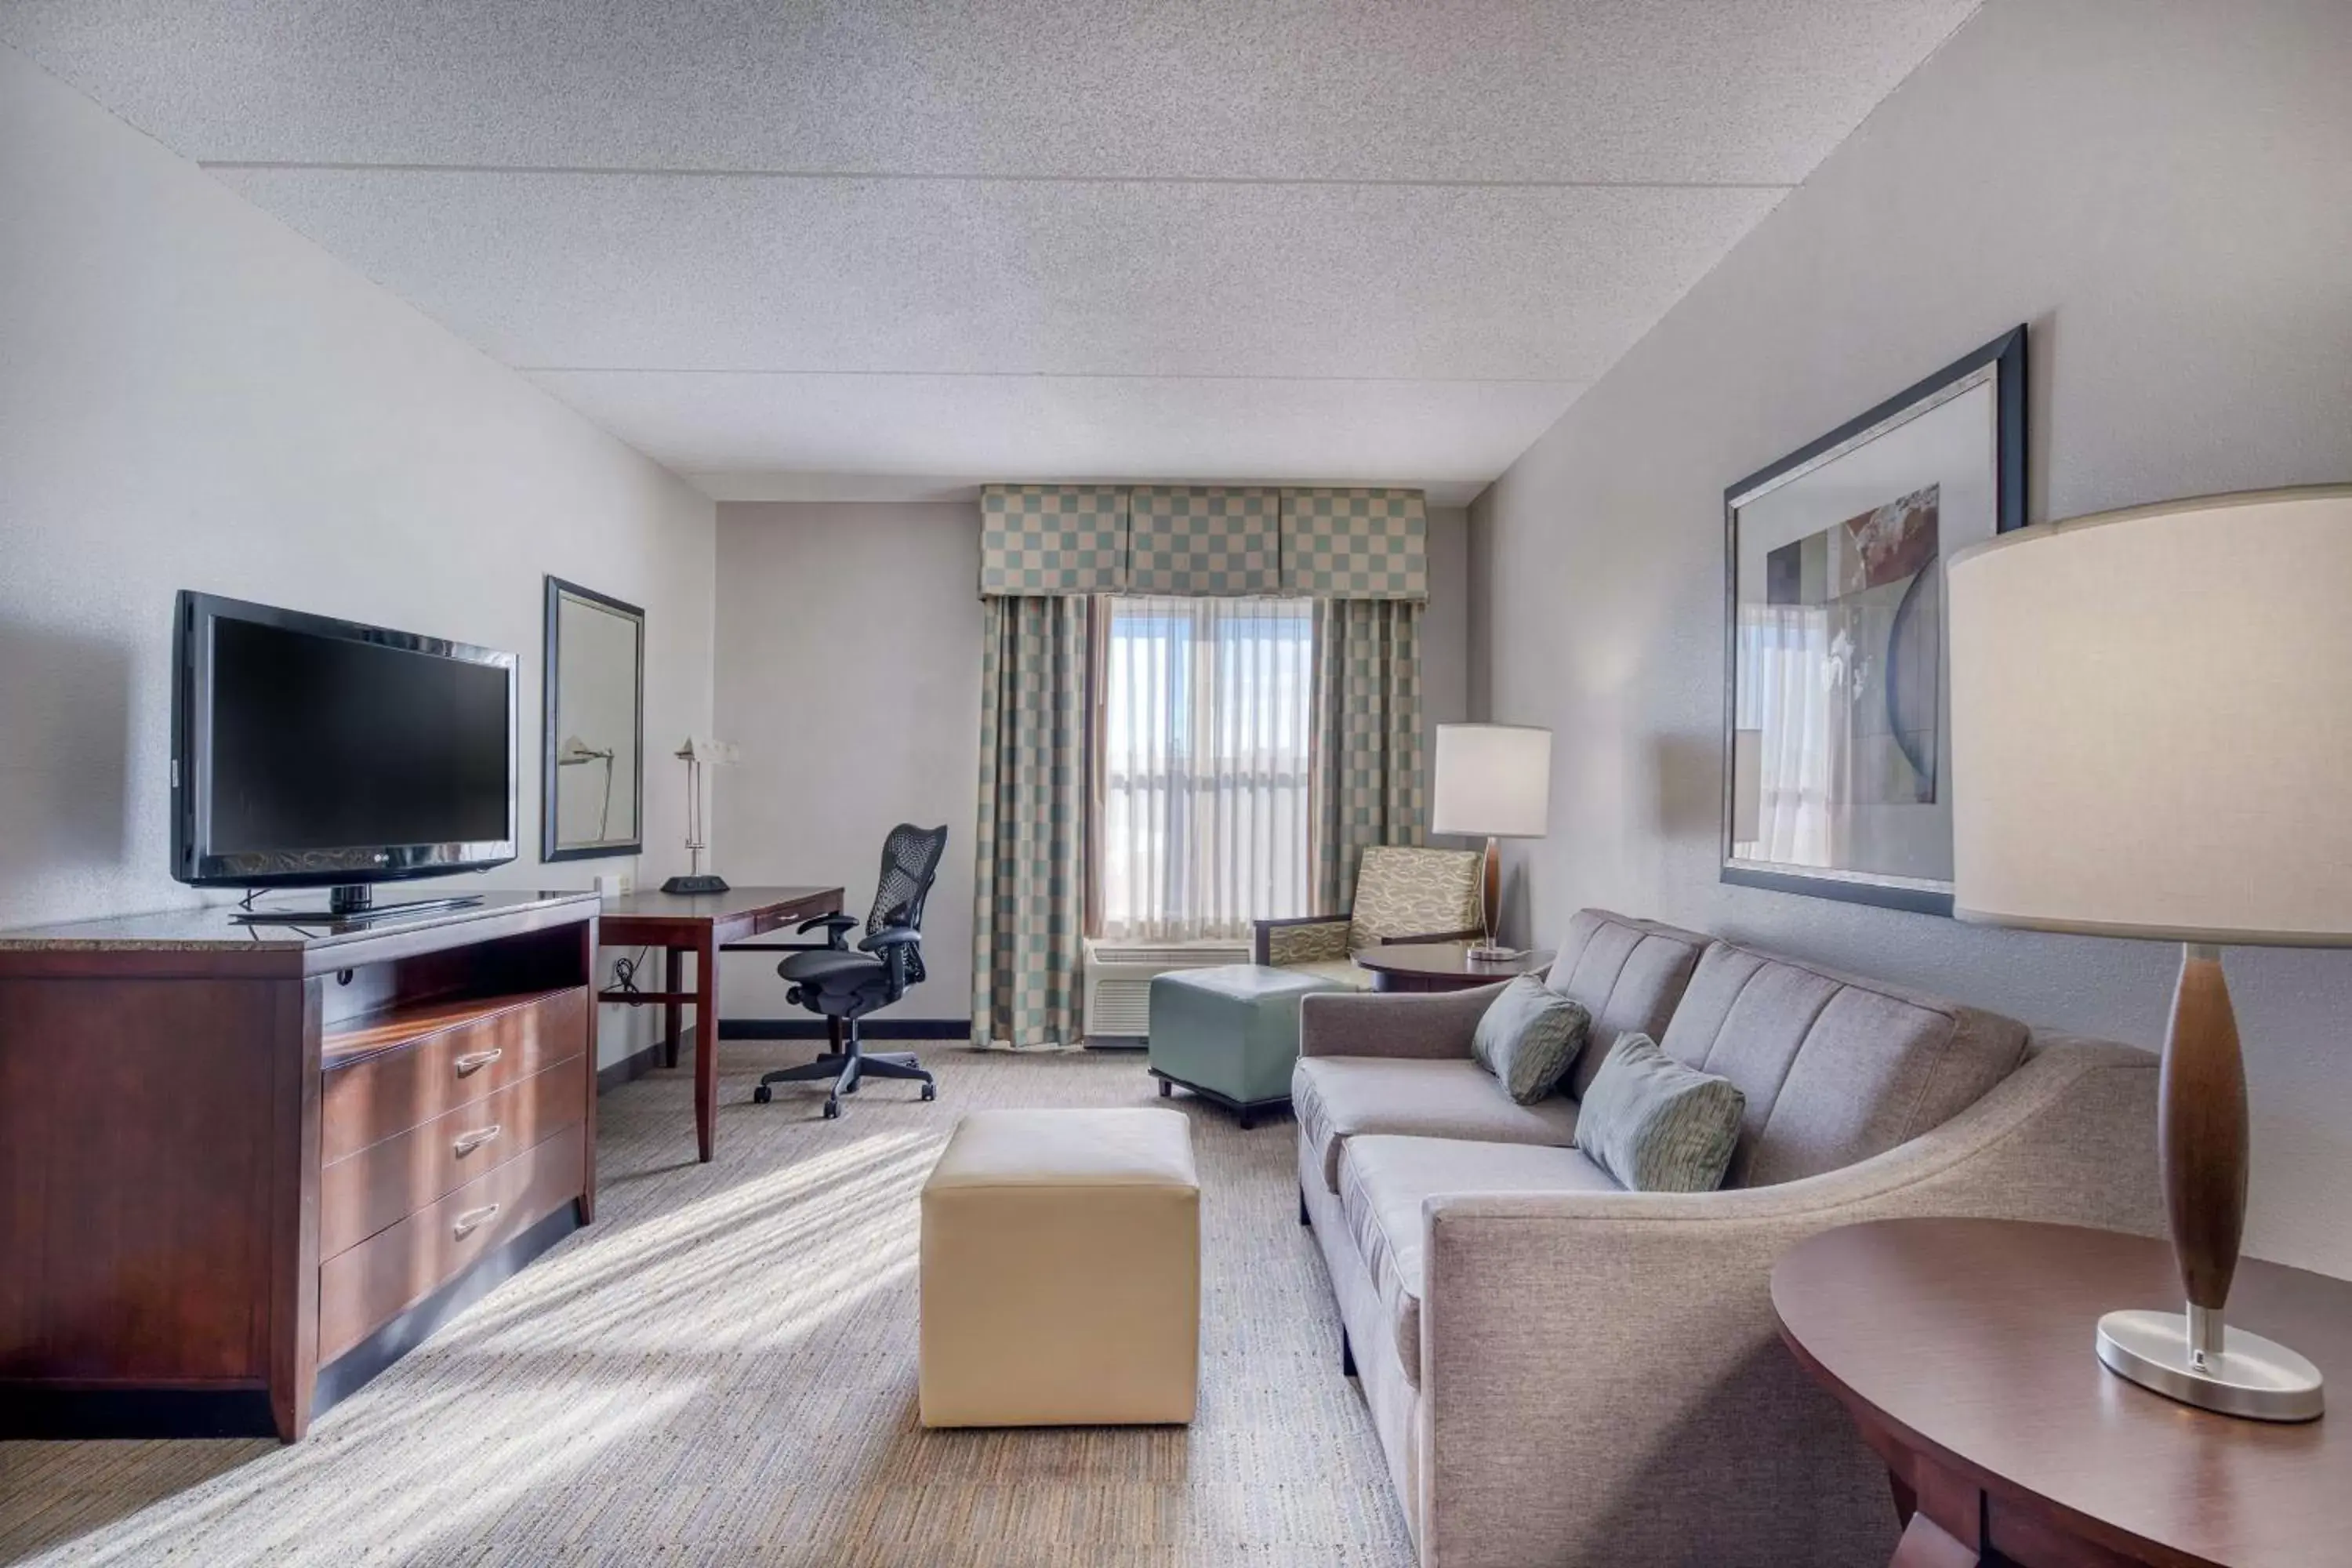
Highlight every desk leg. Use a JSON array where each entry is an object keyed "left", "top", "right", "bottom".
[
  {"left": 663, "top": 949, "right": 683, "bottom": 1069},
  {"left": 694, "top": 928, "right": 718, "bottom": 1163}
]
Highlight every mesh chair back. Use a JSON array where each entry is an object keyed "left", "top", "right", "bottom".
[{"left": 867, "top": 823, "right": 949, "bottom": 985}]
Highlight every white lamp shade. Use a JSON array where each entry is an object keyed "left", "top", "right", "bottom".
[
  {"left": 1947, "top": 487, "right": 2352, "bottom": 946},
  {"left": 1432, "top": 724, "right": 1552, "bottom": 838},
  {"left": 677, "top": 736, "right": 739, "bottom": 765}
]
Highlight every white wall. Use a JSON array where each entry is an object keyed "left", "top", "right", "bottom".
[
  {"left": 712, "top": 500, "right": 1473, "bottom": 1025},
  {"left": 1472, "top": 0, "right": 2352, "bottom": 1276},
  {"left": 0, "top": 48, "right": 717, "bottom": 1066}
]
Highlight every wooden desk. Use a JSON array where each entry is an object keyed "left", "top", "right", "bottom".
[
  {"left": 597, "top": 884, "right": 842, "bottom": 1162},
  {"left": 1350, "top": 941, "right": 1554, "bottom": 993},
  {"left": 1773, "top": 1218, "right": 2352, "bottom": 1567}
]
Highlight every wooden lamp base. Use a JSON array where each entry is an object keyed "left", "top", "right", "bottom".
[{"left": 2095, "top": 943, "right": 2324, "bottom": 1421}]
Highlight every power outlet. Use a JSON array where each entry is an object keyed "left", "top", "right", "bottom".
[{"left": 595, "top": 871, "right": 633, "bottom": 899}]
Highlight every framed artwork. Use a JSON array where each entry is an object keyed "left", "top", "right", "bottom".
[
  {"left": 542, "top": 575, "right": 645, "bottom": 862},
  {"left": 1721, "top": 326, "right": 2025, "bottom": 915}
]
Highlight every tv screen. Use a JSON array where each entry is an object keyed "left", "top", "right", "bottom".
[{"left": 172, "top": 593, "right": 518, "bottom": 891}]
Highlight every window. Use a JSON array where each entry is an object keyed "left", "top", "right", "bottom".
[{"left": 1094, "top": 596, "right": 1313, "bottom": 941}]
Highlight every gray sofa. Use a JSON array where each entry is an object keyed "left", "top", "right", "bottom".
[{"left": 1292, "top": 909, "right": 2162, "bottom": 1568}]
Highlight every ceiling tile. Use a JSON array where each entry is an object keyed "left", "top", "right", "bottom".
[
  {"left": 2, "top": 1, "right": 1982, "bottom": 492},
  {"left": 208, "top": 168, "right": 1783, "bottom": 380},
  {"left": 5, "top": 1, "right": 1979, "bottom": 183},
  {"left": 528, "top": 370, "right": 1581, "bottom": 491}
]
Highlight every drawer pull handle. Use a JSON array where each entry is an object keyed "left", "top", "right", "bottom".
[
  {"left": 452, "top": 1123, "right": 503, "bottom": 1157},
  {"left": 452, "top": 1203, "right": 501, "bottom": 1240},
  {"left": 453, "top": 1047, "right": 503, "bottom": 1076}
]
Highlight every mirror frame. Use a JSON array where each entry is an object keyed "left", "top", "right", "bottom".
[{"left": 541, "top": 575, "right": 645, "bottom": 863}]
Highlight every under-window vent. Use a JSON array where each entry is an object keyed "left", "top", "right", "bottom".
[{"left": 1082, "top": 939, "right": 1250, "bottom": 1039}]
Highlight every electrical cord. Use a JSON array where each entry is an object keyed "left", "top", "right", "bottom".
[{"left": 608, "top": 946, "right": 656, "bottom": 1002}]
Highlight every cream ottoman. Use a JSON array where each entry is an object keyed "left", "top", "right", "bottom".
[{"left": 919, "top": 1108, "right": 1200, "bottom": 1427}]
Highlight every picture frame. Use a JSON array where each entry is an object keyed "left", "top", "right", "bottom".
[
  {"left": 542, "top": 575, "right": 645, "bottom": 862},
  {"left": 1720, "top": 326, "right": 2026, "bottom": 916}
]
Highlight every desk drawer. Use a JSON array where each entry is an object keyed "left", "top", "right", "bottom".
[
  {"left": 319, "top": 1053, "right": 587, "bottom": 1259},
  {"left": 321, "top": 989, "right": 586, "bottom": 1163},
  {"left": 318, "top": 1121, "right": 585, "bottom": 1365}
]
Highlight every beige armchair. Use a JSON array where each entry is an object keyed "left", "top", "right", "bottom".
[{"left": 1251, "top": 845, "right": 1484, "bottom": 988}]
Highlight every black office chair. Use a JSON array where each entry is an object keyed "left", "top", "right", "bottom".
[{"left": 751, "top": 822, "right": 948, "bottom": 1120}]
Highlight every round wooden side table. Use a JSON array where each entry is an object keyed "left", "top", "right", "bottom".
[
  {"left": 1349, "top": 941, "right": 1553, "bottom": 993},
  {"left": 1773, "top": 1218, "right": 2352, "bottom": 1567}
]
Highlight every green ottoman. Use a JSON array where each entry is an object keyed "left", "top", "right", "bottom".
[{"left": 1148, "top": 965, "right": 1350, "bottom": 1129}]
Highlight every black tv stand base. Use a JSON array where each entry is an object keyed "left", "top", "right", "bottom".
[
  {"left": 233, "top": 885, "right": 486, "bottom": 926},
  {"left": 659, "top": 874, "right": 730, "bottom": 895}
]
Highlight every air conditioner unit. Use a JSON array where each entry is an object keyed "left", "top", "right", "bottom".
[{"left": 1082, "top": 938, "right": 1251, "bottom": 1042}]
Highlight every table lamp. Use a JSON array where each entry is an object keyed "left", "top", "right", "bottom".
[
  {"left": 1947, "top": 485, "right": 2352, "bottom": 1422},
  {"left": 1432, "top": 723, "right": 1553, "bottom": 960},
  {"left": 660, "top": 736, "right": 739, "bottom": 896}
]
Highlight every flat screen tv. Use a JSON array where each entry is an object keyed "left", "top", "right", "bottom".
[{"left": 172, "top": 591, "right": 517, "bottom": 919}]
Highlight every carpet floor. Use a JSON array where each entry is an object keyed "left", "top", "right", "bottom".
[{"left": 0, "top": 1045, "right": 1413, "bottom": 1566}]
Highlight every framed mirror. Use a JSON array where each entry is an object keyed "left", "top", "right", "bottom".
[{"left": 542, "top": 576, "right": 644, "bottom": 862}]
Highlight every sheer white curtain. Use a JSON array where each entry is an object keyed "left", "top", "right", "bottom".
[
  {"left": 1098, "top": 596, "right": 1313, "bottom": 941},
  {"left": 1735, "top": 604, "right": 1836, "bottom": 866}
]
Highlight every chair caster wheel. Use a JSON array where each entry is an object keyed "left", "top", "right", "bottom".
[
  {"left": 752, "top": 1083, "right": 772, "bottom": 1104},
  {"left": 822, "top": 1098, "right": 840, "bottom": 1120},
  {"left": 920, "top": 1083, "right": 936, "bottom": 1102}
]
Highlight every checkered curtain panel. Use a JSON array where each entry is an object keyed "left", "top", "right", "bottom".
[
  {"left": 1279, "top": 488, "right": 1428, "bottom": 600},
  {"left": 1126, "top": 486, "right": 1280, "bottom": 595},
  {"left": 978, "top": 485, "right": 1129, "bottom": 594},
  {"left": 971, "top": 595, "right": 1091, "bottom": 1051},
  {"left": 1311, "top": 598, "right": 1428, "bottom": 913}
]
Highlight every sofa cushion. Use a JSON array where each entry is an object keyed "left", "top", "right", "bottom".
[
  {"left": 1294, "top": 1057, "right": 1581, "bottom": 1195},
  {"left": 1470, "top": 976, "right": 1592, "bottom": 1104},
  {"left": 1574, "top": 1033, "right": 1744, "bottom": 1192},
  {"left": 1337, "top": 1134, "right": 1619, "bottom": 1387},
  {"left": 1544, "top": 910, "right": 1712, "bottom": 1098},
  {"left": 1659, "top": 941, "right": 2031, "bottom": 1186}
]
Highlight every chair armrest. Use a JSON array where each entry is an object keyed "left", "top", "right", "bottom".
[
  {"left": 1254, "top": 915, "right": 1350, "bottom": 966},
  {"left": 859, "top": 927, "right": 921, "bottom": 952},
  {"left": 1409, "top": 1039, "right": 2160, "bottom": 1567},
  {"left": 1298, "top": 984, "right": 1502, "bottom": 1060},
  {"left": 799, "top": 912, "right": 858, "bottom": 951}
]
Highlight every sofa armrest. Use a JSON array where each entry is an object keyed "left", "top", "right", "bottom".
[
  {"left": 1297, "top": 984, "right": 1503, "bottom": 1060},
  {"left": 1412, "top": 1038, "right": 2160, "bottom": 1568}
]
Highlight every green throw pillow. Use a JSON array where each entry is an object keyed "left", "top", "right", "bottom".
[
  {"left": 1577, "top": 1033, "right": 1745, "bottom": 1192},
  {"left": 1470, "top": 975, "right": 1592, "bottom": 1105}
]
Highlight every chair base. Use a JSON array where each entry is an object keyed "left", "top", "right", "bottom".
[{"left": 754, "top": 1042, "right": 935, "bottom": 1120}]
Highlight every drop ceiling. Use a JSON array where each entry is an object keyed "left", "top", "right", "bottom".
[{"left": 0, "top": 1, "right": 1981, "bottom": 504}]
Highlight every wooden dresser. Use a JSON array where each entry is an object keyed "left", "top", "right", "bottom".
[{"left": 0, "top": 891, "right": 599, "bottom": 1440}]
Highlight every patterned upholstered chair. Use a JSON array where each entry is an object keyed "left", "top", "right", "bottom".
[{"left": 1251, "top": 846, "right": 1485, "bottom": 989}]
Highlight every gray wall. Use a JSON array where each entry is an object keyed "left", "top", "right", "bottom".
[
  {"left": 0, "top": 48, "right": 717, "bottom": 1067},
  {"left": 713, "top": 500, "right": 1472, "bottom": 1023},
  {"left": 1470, "top": 0, "right": 2352, "bottom": 1276},
  {"left": 712, "top": 503, "right": 985, "bottom": 1022}
]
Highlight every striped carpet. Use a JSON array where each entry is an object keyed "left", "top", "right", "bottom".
[{"left": 0, "top": 1045, "right": 1413, "bottom": 1566}]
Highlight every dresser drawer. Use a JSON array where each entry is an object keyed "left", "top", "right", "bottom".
[
  {"left": 318, "top": 1053, "right": 588, "bottom": 1259},
  {"left": 318, "top": 1120, "right": 586, "bottom": 1364},
  {"left": 321, "top": 988, "right": 587, "bottom": 1163}
]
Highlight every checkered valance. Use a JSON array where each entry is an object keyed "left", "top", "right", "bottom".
[
  {"left": 1279, "top": 488, "right": 1428, "bottom": 599},
  {"left": 978, "top": 484, "right": 1425, "bottom": 600},
  {"left": 1127, "top": 486, "right": 1279, "bottom": 595},
  {"left": 978, "top": 485, "right": 1129, "bottom": 595}
]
